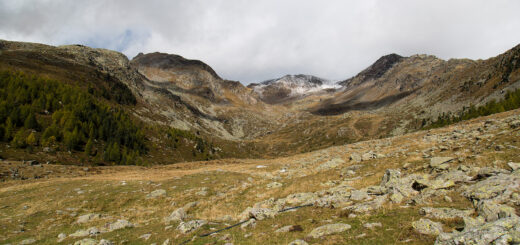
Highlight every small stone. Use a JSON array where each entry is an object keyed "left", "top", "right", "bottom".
[
  {"left": 363, "top": 222, "right": 382, "bottom": 229},
  {"left": 288, "top": 239, "right": 309, "bottom": 245},
  {"left": 162, "top": 239, "right": 170, "bottom": 245},
  {"left": 58, "top": 233, "right": 67, "bottom": 242},
  {"left": 444, "top": 196, "right": 452, "bottom": 202},
  {"left": 266, "top": 182, "right": 282, "bottom": 189},
  {"left": 19, "top": 238, "right": 37, "bottom": 244},
  {"left": 275, "top": 225, "right": 303, "bottom": 233},
  {"left": 139, "top": 233, "right": 151, "bottom": 240}
]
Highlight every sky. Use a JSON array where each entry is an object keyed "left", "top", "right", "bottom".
[{"left": 1, "top": 0, "right": 520, "bottom": 84}]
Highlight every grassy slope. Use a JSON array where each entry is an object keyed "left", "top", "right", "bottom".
[{"left": 1, "top": 109, "right": 519, "bottom": 244}]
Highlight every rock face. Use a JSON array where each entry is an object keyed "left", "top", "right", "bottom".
[{"left": 307, "top": 223, "right": 351, "bottom": 238}]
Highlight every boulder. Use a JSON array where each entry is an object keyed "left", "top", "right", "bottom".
[
  {"left": 177, "top": 220, "right": 207, "bottom": 234},
  {"left": 363, "top": 222, "right": 382, "bottom": 229},
  {"left": 412, "top": 218, "right": 443, "bottom": 236},
  {"left": 77, "top": 213, "right": 101, "bottom": 224},
  {"left": 19, "top": 238, "right": 37, "bottom": 244},
  {"left": 476, "top": 200, "right": 518, "bottom": 222},
  {"left": 435, "top": 216, "right": 520, "bottom": 245},
  {"left": 350, "top": 153, "right": 362, "bottom": 163},
  {"left": 165, "top": 208, "right": 187, "bottom": 223},
  {"left": 239, "top": 207, "right": 277, "bottom": 221},
  {"left": 507, "top": 162, "right": 520, "bottom": 171},
  {"left": 108, "top": 219, "right": 133, "bottom": 231},
  {"left": 146, "top": 189, "right": 166, "bottom": 198},
  {"left": 307, "top": 223, "right": 351, "bottom": 238},
  {"left": 463, "top": 173, "right": 520, "bottom": 203}
]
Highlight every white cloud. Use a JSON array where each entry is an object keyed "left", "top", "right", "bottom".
[{"left": 1, "top": 0, "right": 519, "bottom": 84}]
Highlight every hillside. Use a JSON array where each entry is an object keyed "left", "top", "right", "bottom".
[{"left": 1, "top": 108, "right": 519, "bottom": 244}]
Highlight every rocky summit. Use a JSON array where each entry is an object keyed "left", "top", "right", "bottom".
[{"left": 0, "top": 38, "right": 520, "bottom": 245}]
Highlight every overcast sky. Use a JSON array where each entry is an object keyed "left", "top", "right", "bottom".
[{"left": 1, "top": 0, "right": 520, "bottom": 84}]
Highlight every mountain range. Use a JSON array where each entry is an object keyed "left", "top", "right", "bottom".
[{"left": 0, "top": 39, "right": 519, "bottom": 164}]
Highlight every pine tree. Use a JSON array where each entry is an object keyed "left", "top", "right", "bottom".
[
  {"left": 26, "top": 132, "right": 37, "bottom": 146},
  {"left": 85, "top": 138, "right": 94, "bottom": 156},
  {"left": 24, "top": 113, "right": 39, "bottom": 130},
  {"left": 4, "top": 117, "right": 14, "bottom": 141}
]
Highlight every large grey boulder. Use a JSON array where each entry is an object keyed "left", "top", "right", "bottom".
[
  {"left": 307, "top": 223, "right": 351, "bottom": 238},
  {"left": 412, "top": 218, "right": 443, "bottom": 236},
  {"left": 463, "top": 173, "right": 520, "bottom": 203}
]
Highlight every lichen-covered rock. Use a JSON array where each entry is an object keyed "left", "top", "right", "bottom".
[
  {"left": 419, "top": 207, "right": 473, "bottom": 220},
  {"left": 177, "top": 220, "right": 207, "bottom": 233},
  {"left": 412, "top": 218, "right": 443, "bottom": 235},
  {"left": 165, "top": 208, "right": 187, "bottom": 223},
  {"left": 476, "top": 167, "right": 509, "bottom": 179},
  {"left": 435, "top": 216, "right": 520, "bottom": 245},
  {"left": 476, "top": 200, "right": 518, "bottom": 222},
  {"left": 308, "top": 223, "right": 351, "bottom": 238},
  {"left": 463, "top": 173, "right": 520, "bottom": 203}
]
